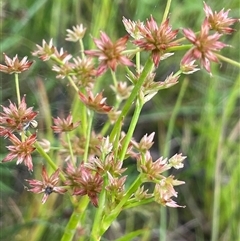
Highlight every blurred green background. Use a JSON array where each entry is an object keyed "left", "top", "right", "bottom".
[{"left": 0, "top": 0, "right": 239, "bottom": 240}]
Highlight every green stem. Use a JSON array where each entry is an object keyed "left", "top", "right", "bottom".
[
  {"left": 90, "top": 175, "right": 107, "bottom": 240},
  {"left": 61, "top": 196, "right": 89, "bottom": 241},
  {"left": 110, "top": 57, "right": 154, "bottom": 142},
  {"left": 119, "top": 97, "right": 144, "bottom": 162},
  {"left": 159, "top": 76, "right": 188, "bottom": 241},
  {"left": 66, "top": 132, "right": 75, "bottom": 165},
  {"left": 14, "top": 73, "right": 21, "bottom": 105},
  {"left": 79, "top": 39, "right": 85, "bottom": 59},
  {"left": 111, "top": 69, "right": 117, "bottom": 87},
  {"left": 211, "top": 74, "right": 240, "bottom": 241},
  {"left": 100, "top": 174, "right": 143, "bottom": 236},
  {"left": 67, "top": 76, "right": 79, "bottom": 92},
  {"left": 83, "top": 110, "right": 94, "bottom": 162},
  {"left": 162, "top": 0, "right": 172, "bottom": 23},
  {"left": 72, "top": 87, "right": 87, "bottom": 138},
  {"left": 215, "top": 53, "right": 240, "bottom": 68},
  {"left": 34, "top": 141, "right": 65, "bottom": 181},
  {"left": 136, "top": 51, "right": 140, "bottom": 73},
  {"left": 163, "top": 76, "right": 188, "bottom": 157}
]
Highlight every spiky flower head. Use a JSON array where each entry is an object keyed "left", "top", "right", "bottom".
[
  {"left": 122, "top": 17, "right": 145, "bottom": 40},
  {"left": 182, "top": 19, "right": 227, "bottom": 73},
  {"left": 0, "top": 96, "right": 38, "bottom": 134},
  {"left": 133, "top": 16, "right": 179, "bottom": 67},
  {"left": 203, "top": 2, "right": 239, "bottom": 34},
  {"left": 66, "top": 24, "right": 87, "bottom": 42},
  {"left": 25, "top": 166, "right": 67, "bottom": 203},
  {"left": 79, "top": 90, "right": 112, "bottom": 114},
  {"left": 0, "top": 53, "right": 33, "bottom": 74},
  {"left": 154, "top": 175, "right": 185, "bottom": 208},
  {"left": 51, "top": 114, "right": 80, "bottom": 133},
  {"left": 85, "top": 31, "right": 133, "bottom": 75},
  {"left": 2, "top": 133, "right": 36, "bottom": 171},
  {"left": 65, "top": 162, "right": 103, "bottom": 207}
]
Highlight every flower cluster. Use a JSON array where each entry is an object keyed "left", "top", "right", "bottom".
[
  {"left": 0, "top": 95, "right": 38, "bottom": 171},
  {"left": 0, "top": 2, "right": 239, "bottom": 240},
  {"left": 0, "top": 53, "right": 33, "bottom": 74},
  {"left": 0, "top": 96, "right": 38, "bottom": 134},
  {"left": 181, "top": 2, "right": 238, "bottom": 73},
  {"left": 25, "top": 166, "right": 67, "bottom": 203}
]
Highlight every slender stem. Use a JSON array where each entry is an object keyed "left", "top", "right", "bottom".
[
  {"left": 215, "top": 53, "right": 240, "bottom": 68},
  {"left": 90, "top": 175, "right": 107, "bottom": 240},
  {"left": 159, "top": 76, "right": 188, "bottom": 241},
  {"left": 61, "top": 196, "right": 89, "bottom": 241},
  {"left": 119, "top": 98, "right": 144, "bottom": 162},
  {"left": 79, "top": 39, "right": 85, "bottom": 59},
  {"left": 14, "top": 73, "right": 21, "bottom": 105},
  {"left": 211, "top": 74, "right": 240, "bottom": 241},
  {"left": 110, "top": 57, "right": 154, "bottom": 142},
  {"left": 162, "top": 0, "right": 172, "bottom": 23},
  {"left": 67, "top": 76, "right": 79, "bottom": 92},
  {"left": 111, "top": 69, "right": 117, "bottom": 87},
  {"left": 66, "top": 132, "right": 75, "bottom": 165},
  {"left": 136, "top": 51, "right": 140, "bottom": 73},
  {"left": 163, "top": 76, "right": 188, "bottom": 157},
  {"left": 34, "top": 141, "right": 65, "bottom": 181},
  {"left": 83, "top": 110, "right": 94, "bottom": 162},
  {"left": 99, "top": 174, "right": 143, "bottom": 236}
]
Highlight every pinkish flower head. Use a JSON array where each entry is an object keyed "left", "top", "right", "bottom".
[
  {"left": 131, "top": 132, "right": 155, "bottom": 153},
  {"left": 168, "top": 153, "right": 186, "bottom": 169},
  {"left": 85, "top": 31, "right": 133, "bottom": 75},
  {"left": 66, "top": 24, "right": 87, "bottom": 42},
  {"left": 0, "top": 95, "right": 38, "bottom": 134},
  {"left": 137, "top": 151, "right": 171, "bottom": 181},
  {"left": 51, "top": 114, "right": 80, "bottom": 133},
  {"left": 79, "top": 90, "right": 112, "bottom": 114},
  {"left": 32, "top": 39, "right": 56, "bottom": 61},
  {"left": 2, "top": 133, "right": 36, "bottom": 171},
  {"left": 133, "top": 16, "right": 179, "bottom": 67},
  {"left": 0, "top": 53, "right": 33, "bottom": 74},
  {"left": 71, "top": 57, "right": 97, "bottom": 88},
  {"left": 122, "top": 17, "right": 145, "bottom": 40},
  {"left": 25, "top": 166, "right": 67, "bottom": 203},
  {"left": 180, "top": 59, "right": 200, "bottom": 74},
  {"left": 105, "top": 172, "right": 127, "bottom": 199},
  {"left": 203, "top": 2, "right": 239, "bottom": 34},
  {"left": 110, "top": 81, "right": 133, "bottom": 101},
  {"left": 154, "top": 175, "right": 185, "bottom": 208},
  {"left": 65, "top": 162, "right": 103, "bottom": 207},
  {"left": 182, "top": 19, "right": 227, "bottom": 73}
]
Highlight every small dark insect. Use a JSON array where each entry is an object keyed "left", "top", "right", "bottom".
[
  {"left": 23, "top": 120, "right": 38, "bottom": 131},
  {"left": 45, "top": 186, "right": 53, "bottom": 195}
]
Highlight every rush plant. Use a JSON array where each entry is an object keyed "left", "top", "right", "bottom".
[{"left": 0, "top": 1, "right": 239, "bottom": 241}]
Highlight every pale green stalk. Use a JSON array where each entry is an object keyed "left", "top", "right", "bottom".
[
  {"left": 215, "top": 53, "right": 240, "bottom": 68},
  {"left": 34, "top": 141, "right": 65, "bottom": 181},
  {"left": 99, "top": 174, "right": 143, "bottom": 237},
  {"left": 119, "top": 97, "right": 144, "bottom": 162},
  {"left": 161, "top": 0, "right": 172, "bottom": 23},
  {"left": 67, "top": 76, "right": 79, "bottom": 92},
  {"left": 211, "top": 74, "right": 240, "bottom": 241},
  {"left": 61, "top": 196, "right": 89, "bottom": 241},
  {"left": 14, "top": 73, "right": 21, "bottom": 105},
  {"left": 79, "top": 39, "right": 85, "bottom": 59},
  {"left": 83, "top": 110, "right": 94, "bottom": 162},
  {"left": 160, "top": 76, "right": 188, "bottom": 241},
  {"left": 110, "top": 57, "right": 154, "bottom": 142},
  {"left": 89, "top": 175, "right": 107, "bottom": 241},
  {"left": 66, "top": 132, "right": 75, "bottom": 165},
  {"left": 90, "top": 97, "right": 144, "bottom": 239}
]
